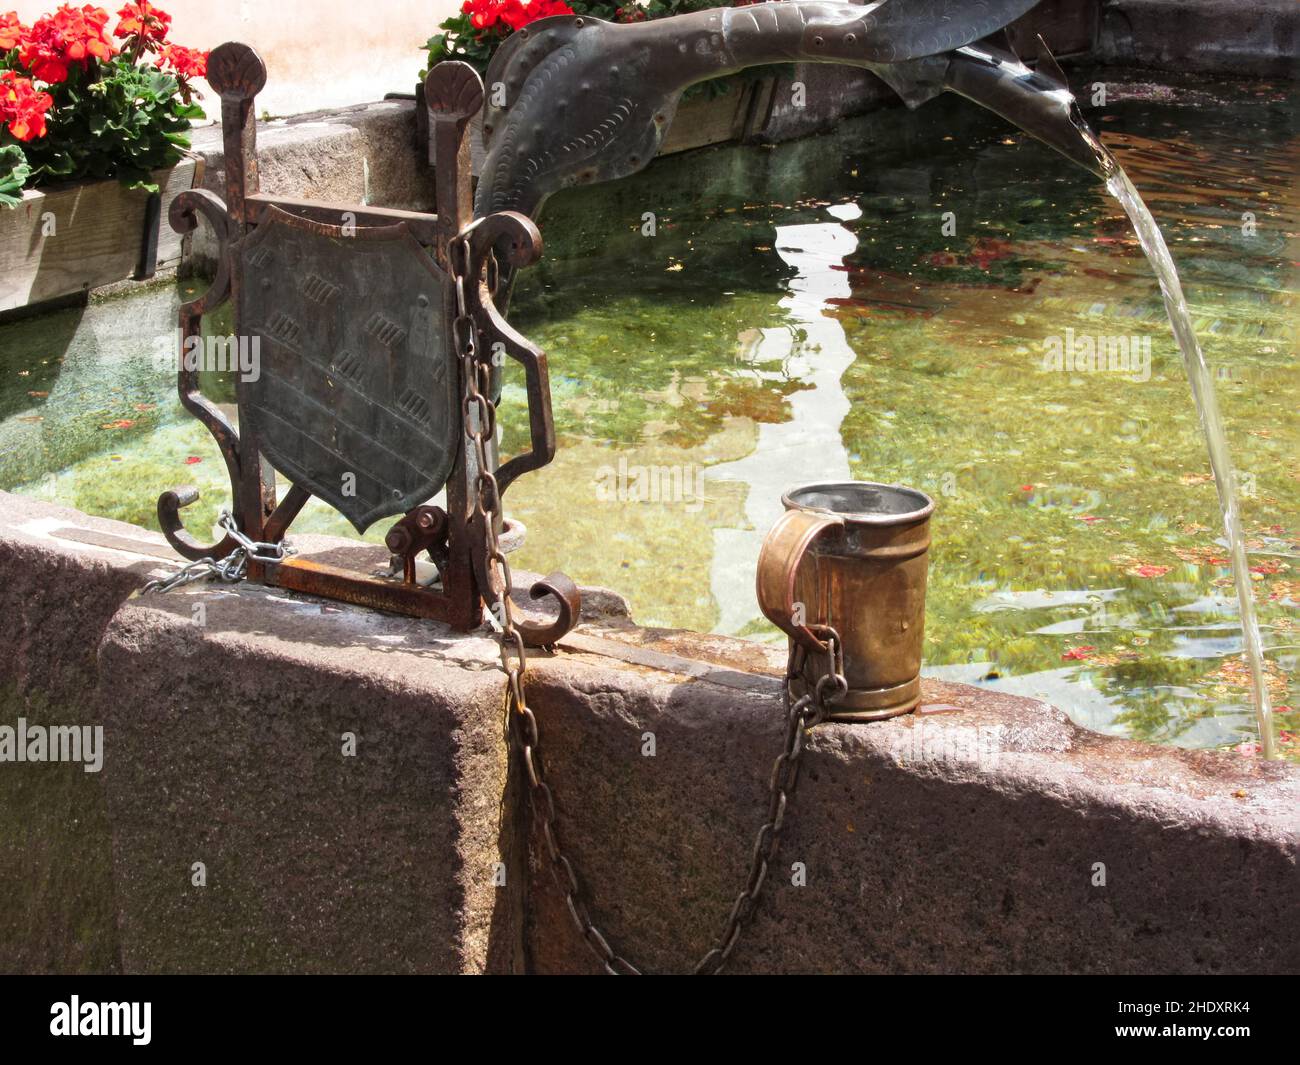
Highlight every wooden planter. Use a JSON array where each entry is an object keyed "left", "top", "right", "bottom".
[
  {"left": 0, "top": 151, "right": 203, "bottom": 316},
  {"left": 659, "top": 77, "right": 775, "bottom": 154}
]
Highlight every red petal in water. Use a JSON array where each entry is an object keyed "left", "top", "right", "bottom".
[{"left": 1131, "top": 564, "right": 1172, "bottom": 578}]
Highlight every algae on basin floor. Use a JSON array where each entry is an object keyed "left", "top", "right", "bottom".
[{"left": 1, "top": 68, "right": 1295, "bottom": 756}]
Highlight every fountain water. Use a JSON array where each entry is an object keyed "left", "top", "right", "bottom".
[
  {"left": 1105, "top": 167, "right": 1276, "bottom": 759},
  {"left": 945, "top": 41, "right": 1276, "bottom": 755},
  {"left": 472, "top": 9, "right": 1279, "bottom": 754}
]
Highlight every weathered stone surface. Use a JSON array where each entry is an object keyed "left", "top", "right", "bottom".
[
  {"left": 0, "top": 495, "right": 147, "bottom": 699},
  {"left": 0, "top": 495, "right": 157, "bottom": 973},
  {"left": 523, "top": 625, "right": 1300, "bottom": 975},
  {"left": 760, "top": 66, "right": 899, "bottom": 145},
  {"left": 0, "top": 493, "right": 1296, "bottom": 974},
  {"left": 95, "top": 592, "right": 516, "bottom": 974},
  {"left": 192, "top": 100, "right": 432, "bottom": 211},
  {"left": 1099, "top": 0, "right": 1299, "bottom": 78},
  {"left": 0, "top": 492, "right": 521, "bottom": 973},
  {"left": 187, "top": 100, "right": 433, "bottom": 274},
  {"left": 0, "top": 683, "right": 120, "bottom": 973}
]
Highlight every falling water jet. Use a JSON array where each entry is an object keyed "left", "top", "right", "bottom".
[
  {"left": 949, "top": 40, "right": 1276, "bottom": 757},
  {"left": 1105, "top": 168, "right": 1276, "bottom": 760}
]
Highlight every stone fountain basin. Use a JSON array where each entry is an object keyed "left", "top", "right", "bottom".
[{"left": 0, "top": 492, "right": 1294, "bottom": 974}]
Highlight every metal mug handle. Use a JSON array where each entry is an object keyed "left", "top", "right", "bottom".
[{"left": 756, "top": 508, "right": 845, "bottom": 656}]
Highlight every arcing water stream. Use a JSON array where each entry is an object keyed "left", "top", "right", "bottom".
[
  {"left": 1105, "top": 167, "right": 1276, "bottom": 758},
  {"left": 956, "top": 41, "right": 1277, "bottom": 756}
]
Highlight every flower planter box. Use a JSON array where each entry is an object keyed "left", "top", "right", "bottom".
[
  {"left": 0, "top": 151, "right": 203, "bottom": 317},
  {"left": 659, "top": 77, "right": 774, "bottom": 154}
]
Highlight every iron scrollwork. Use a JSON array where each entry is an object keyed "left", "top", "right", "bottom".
[{"left": 155, "top": 42, "right": 578, "bottom": 641}]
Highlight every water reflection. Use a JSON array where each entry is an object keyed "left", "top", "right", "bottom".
[
  {"left": 3, "top": 71, "right": 1295, "bottom": 754},
  {"left": 708, "top": 210, "right": 858, "bottom": 634}
]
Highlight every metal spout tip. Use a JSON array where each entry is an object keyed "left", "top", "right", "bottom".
[{"left": 945, "top": 43, "right": 1116, "bottom": 182}]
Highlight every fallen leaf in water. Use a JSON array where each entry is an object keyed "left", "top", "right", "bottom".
[
  {"left": 1250, "top": 558, "right": 1289, "bottom": 576},
  {"left": 184, "top": 456, "right": 202, "bottom": 465},
  {"left": 1174, "top": 546, "right": 1229, "bottom": 566},
  {"left": 1207, "top": 656, "right": 1289, "bottom": 699},
  {"left": 1089, "top": 651, "right": 1144, "bottom": 666},
  {"left": 1234, "top": 742, "right": 1260, "bottom": 757},
  {"left": 1232, "top": 789, "right": 1249, "bottom": 798},
  {"left": 1062, "top": 646, "right": 1096, "bottom": 661},
  {"left": 1179, "top": 472, "right": 1214, "bottom": 486},
  {"left": 133, "top": 403, "right": 155, "bottom": 412},
  {"left": 99, "top": 419, "right": 135, "bottom": 430},
  {"left": 1129, "top": 564, "right": 1172, "bottom": 578},
  {"left": 1075, "top": 514, "right": 1104, "bottom": 525},
  {"left": 27, "top": 390, "right": 48, "bottom": 398},
  {"left": 17, "top": 416, "right": 42, "bottom": 424}
]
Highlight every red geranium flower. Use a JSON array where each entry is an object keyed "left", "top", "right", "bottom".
[
  {"left": 529, "top": 0, "right": 574, "bottom": 18},
  {"left": 159, "top": 41, "right": 205, "bottom": 79},
  {"left": 114, "top": 1, "right": 170, "bottom": 45},
  {"left": 461, "top": 0, "right": 572, "bottom": 32},
  {"left": 19, "top": 5, "right": 115, "bottom": 84},
  {"left": 461, "top": 0, "right": 499, "bottom": 30},
  {"left": 497, "top": 0, "right": 528, "bottom": 32},
  {"left": 0, "top": 10, "right": 26, "bottom": 52},
  {"left": 0, "top": 70, "right": 53, "bottom": 141}
]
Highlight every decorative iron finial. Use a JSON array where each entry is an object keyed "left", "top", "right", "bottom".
[
  {"left": 205, "top": 41, "right": 267, "bottom": 101},
  {"left": 424, "top": 60, "right": 484, "bottom": 122}
]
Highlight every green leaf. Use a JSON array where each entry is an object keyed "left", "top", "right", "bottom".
[{"left": 0, "top": 143, "right": 31, "bottom": 207}]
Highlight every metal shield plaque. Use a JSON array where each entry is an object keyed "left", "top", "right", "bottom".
[{"left": 238, "top": 210, "right": 458, "bottom": 532}]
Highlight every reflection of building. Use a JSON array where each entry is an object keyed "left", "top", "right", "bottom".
[{"left": 708, "top": 206, "right": 861, "bottom": 635}]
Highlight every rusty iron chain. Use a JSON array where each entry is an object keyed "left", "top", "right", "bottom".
[{"left": 450, "top": 230, "right": 845, "bottom": 975}]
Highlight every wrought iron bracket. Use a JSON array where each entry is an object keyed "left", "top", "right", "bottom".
[{"left": 156, "top": 42, "right": 577, "bottom": 638}]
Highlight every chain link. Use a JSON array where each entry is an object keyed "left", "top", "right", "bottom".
[
  {"left": 451, "top": 230, "right": 848, "bottom": 975},
  {"left": 141, "top": 511, "right": 292, "bottom": 594}
]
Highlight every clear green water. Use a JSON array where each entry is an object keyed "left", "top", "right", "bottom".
[{"left": 2, "top": 70, "right": 1295, "bottom": 756}]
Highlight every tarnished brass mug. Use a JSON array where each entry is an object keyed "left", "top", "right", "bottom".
[{"left": 757, "top": 481, "right": 934, "bottom": 722}]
